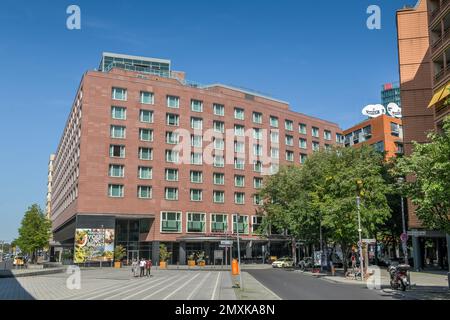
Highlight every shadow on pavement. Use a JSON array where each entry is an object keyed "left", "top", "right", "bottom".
[{"left": 0, "top": 270, "right": 35, "bottom": 300}]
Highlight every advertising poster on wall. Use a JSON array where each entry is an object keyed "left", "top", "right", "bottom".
[{"left": 74, "top": 228, "right": 115, "bottom": 263}]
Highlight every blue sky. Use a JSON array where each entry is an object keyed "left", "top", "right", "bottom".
[{"left": 0, "top": 0, "right": 417, "bottom": 242}]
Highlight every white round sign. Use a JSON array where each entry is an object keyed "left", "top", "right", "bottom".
[
  {"left": 387, "top": 103, "right": 402, "bottom": 118},
  {"left": 362, "top": 104, "right": 386, "bottom": 118}
]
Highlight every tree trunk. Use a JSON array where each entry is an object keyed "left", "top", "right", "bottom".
[
  {"left": 291, "top": 237, "right": 297, "bottom": 265},
  {"left": 342, "top": 243, "right": 348, "bottom": 273}
]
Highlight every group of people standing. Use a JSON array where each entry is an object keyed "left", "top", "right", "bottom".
[{"left": 131, "top": 258, "right": 152, "bottom": 277}]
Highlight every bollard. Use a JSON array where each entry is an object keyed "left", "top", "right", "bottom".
[{"left": 231, "top": 259, "right": 239, "bottom": 276}]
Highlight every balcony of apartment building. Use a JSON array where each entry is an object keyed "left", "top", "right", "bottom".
[
  {"left": 432, "top": 46, "right": 450, "bottom": 87},
  {"left": 430, "top": 0, "right": 450, "bottom": 25},
  {"left": 431, "top": 6, "right": 450, "bottom": 56}
]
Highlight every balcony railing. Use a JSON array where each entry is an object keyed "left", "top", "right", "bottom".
[
  {"left": 435, "top": 69, "right": 445, "bottom": 82},
  {"left": 431, "top": 0, "right": 450, "bottom": 22},
  {"left": 162, "top": 220, "right": 180, "bottom": 232}
]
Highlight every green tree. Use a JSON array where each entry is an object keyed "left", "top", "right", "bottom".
[
  {"left": 15, "top": 204, "right": 51, "bottom": 263},
  {"left": 394, "top": 116, "right": 450, "bottom": 234}
]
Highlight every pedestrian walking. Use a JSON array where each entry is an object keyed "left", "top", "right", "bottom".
[
  {"left": 131, "top": 259, "right": 138, "bottom": 277},
  {"left": 139, "top": 258, "right": 146, "bottom": 277},
  {"left": 146, "top": 259, "right": 152, "bottom": 277}
]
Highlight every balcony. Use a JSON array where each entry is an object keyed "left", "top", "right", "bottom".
[
  {"left": 211, "top": 222, "right": 227, "bottom": 233},
  {"left": 162, "top": 220, "right": 180, "bottom": 232},
  {"left": 431, "top": 0, "right": 450, "bottom": 24},
  {"left": 187, "top": 221, "right": 204, "bottom": 233}
]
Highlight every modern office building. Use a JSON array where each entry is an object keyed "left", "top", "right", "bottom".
[
  {"left": 397, "top": 0, "right": 449, "bottom": 271},
  {"left": 381, "top": 82, "right": 402, "bottom": 108},
  {"left": 46, "top": 154, "right": 55, "bottom": 220},
  {"left": 48, "top": 52, "right": 342, "bottom": 265},
  {"left": 343, "top": 115, "right": 404, "bottom": 160}
]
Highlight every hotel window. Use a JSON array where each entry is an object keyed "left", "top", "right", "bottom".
[
  {"left": 270, "top": 163, "right": 279, "bottom": 175},
  {"left": 190, "top": 189, "right": 203, "bottom": 201},
  {"left": 109, "top": 164, "right": 124, "bottom": 178},
  {"left": 166, "top": 131, "right": 179, "bottom": 144},
  {"left": 167, "top": 95, "right": 180, "bottom": 108},
  {"left": 336, "top": 133, "right": 344, "bottom": 144},
  {"left": 252, "top": 216, "right": 263, "bottom": 234},
  {"left": 285, "top": 120, "right": 293, "bottom": 131},
  {"left": 299, "top": 123, "right": 307, "bottom": 135},
  {"left": 235, "top": 175, "right": 245, "bottom": 188},
  {"left": 108, "top": 184, "right": 124, "bottom": 198},
  {"left": 253, "top": 160, "right": 262, "bottom": 173},
  {"left": 300, "top": 153, "right": 308, "bottom": 164},
  {"left": 285, "top": 135, "right": 294, "bottom": 146},
  {"left": 324, "top": 130, "right": 332, "bottom": 141},
  {"left": 165, "top": 187, "right": 179, "bottom": 201},
  {"left": 111, "top": 106, "right": 126, "bottom": 120},
  {"left": 139, "top": 128, "right": 153, "bottom": 142},
  {"left": 190, "top": 171, "right": 203, "bottom": 183},
  {"left": 253, "top": 194, "right": 263, "bottom": 206},
  {"left": 373, "top": 141, "right": 385, "bottom": 153},
  {"left": 138, "top": 166, "right": 152, "bottom": 180},
  {"left": 110, "top": 145, "right": 125, "bottom": 158},
  {"left": 191, "top": 99, "right": 203, "bottom": 112},
  {"left": 325, "top": 144, "right": 332, "bottom": 151},
  {"left": 165, "top": 150, "right": 179, "bottom": 163},
  {"left": 234, "top": 107, "right": 245, "bottom": 120},
  {"left": 137, "top": 186, "right": 152, "bottom": 199},
  {"left": 213, "top": 173, "right": 225, "bottom": 185},
  {"left": 139, "top": 147, "right": 153, "bottom": 160},
  {"left": 254, "top": 177, "right": 263, "bottom": 189},
  {"left": 211, "top": 214, "right": 228, "bottom": 233},
  {"left": 191, "top": 152, "right": 203, "bottom": 165},
  {"left": 161, "top": 212, "right": 181, "bottom": 232},
  {"left": 253, "top": 112, "right": 263, "bottom": 124},
  {"left": 253, "top": 144, "right": 263, "bottom": 156},
  {"left": 312, "top": 127, "right": 320, "bottom": 138},
  {"left": 110, "top": 125, "right": 126, "bottom": 139},
  {"left": 165, "top": 168, "right": 179, "bottom": 181},
  {"left": 233, "top": 215, "right": 249, "bottom": 234},
  {"left": 213, "top": 121, "right": 225, "bottom": 133},
  {"left": 312, "top": 141, "right": 320, "bottom": 152},
  {"left": 362, "top": 126, "right": 372, "bottom": 139},
  {"left": 391, "top": 122, "right": 401, "bottom": 136},
  {"left": 112, "top": 87, "right": 127, "bottom": 101},
  {"left": 253, "top": 128, "right": 263, "bottom": 140},
  {"left": 299, "top": 138, "right": 307, "bottom": 149},
  {"left": 234, "top": 141, "right": 245, "bottom": 153},
  {"left": 140, "top": 110, "right": 154, "bottom": 123},
  {"left": 191, "top": 135, "right": 203, "bottom": 148},
  {"left": 286, "top": 150, "right": 294, "bottom": 162},
  {"left": 213, "top": 155, "right": 225, "bottom": 167},
  {"left": 214, "top": 138, "right": 225, "bottom": 150},
  {"left": 270, "top": 116, "right": 279, "bottom": 128},
  {"left": 213, "top": 191, "right": 225, "bottom": 203},
  {"left": 166, "top": 113, "right": 179, "bottom": 126},
  {"left": 235, "top": 192, "right": 245, "bottom": 205},
  {"left": 234, "top": 124, "right": 245, "bottom": 136},
  {"left": 271, "top": 147, "right": 279, "bottom": 159},
  {"left": 234, "top": 158, "right": 245, "bottom": 170},
  {"left": 270, "top": 130, "right": 279, "bottom": 144},
  {"left": 140, "top": 91, "right": 154, "bottom": 105},
  {"left": 191, "top": 117, "right": 203, "bottom": 130},
  {"left": 213, "top": 103, "right": 225, "bottom": 116},
  {"left": 187, "top": 213, "right": 206, "bottom": 233},
  {"left": 396, "top": 142, "right": 404, "bottom": 154}
]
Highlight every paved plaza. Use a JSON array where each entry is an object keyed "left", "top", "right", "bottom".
[{"left": 0, "top": 267, "right": 237, "bottom": 300}]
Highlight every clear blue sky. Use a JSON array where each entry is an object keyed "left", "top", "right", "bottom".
[{"left": 0, "top": 0, "right": 417, "bottom": 242}]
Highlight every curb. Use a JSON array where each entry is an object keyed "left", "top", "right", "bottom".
[{"left": 0, "top": 268, "right": 66, "bottom": 278}]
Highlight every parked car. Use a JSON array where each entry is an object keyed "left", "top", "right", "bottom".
[
  {"left": 13, "top": 256, "right": 25, "bottom": 266},
  {"left": 272, "top": 257, "right": 294, "bottom": 268},
  {"left": 298, "top": 257, "right": 314, "bottom": 270}
]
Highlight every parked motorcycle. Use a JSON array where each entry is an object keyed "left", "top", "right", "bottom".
[{"left": 388, "top": 264, "right": 410, "bottom": 291}]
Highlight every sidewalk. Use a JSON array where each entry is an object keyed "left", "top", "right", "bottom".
[{"left": 232, "top": 272, "right": 281, "bottom": 300}]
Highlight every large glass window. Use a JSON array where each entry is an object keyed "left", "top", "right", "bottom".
[
  {"left": 213, "top": 173, "right": 225, "bottom": 185},
  {"left": 140, "top": 110, "right": 153, "bottom": 123},
  {"left": 253, "top": 112, "right": 263, "bottom": 124},
  {"left": 190, "top": 171, "right": 203, "bottom": 183},
  {"left": 234, "top": 124, "right": 245, "bottom": 136},
  {"left": 191, "top": 117, "right": 203, "bottom": 130},
  {"left": 166, "top": 131, "right": 179, "bottom": 144},
  {"left": 165, "top": 150, "right": 179, "bottom": 163},
  {"left": 137, "top": 186, "right": 152, "bottom": 199},
  {"left": 191, "top": 152, "right": 203, "bottom": 165},
  {"left": 213, "top": 104, "right": 225, "bottom": 116},
  {"left": 299, "top": 123, "right": 307, "bottom": 135},
  {"left": 213, "top": 191, "right": 225, "bottom": 203},
  {"left": 211, "top": 214, "right": 228, "bottom": 233},
  {"left": 108, "top": 184, "right": 124, "bottom": 197},
  {"left": 109, "top": 164, "right": 124, "bottom": 178},
  {"left": 187, "top": 213, "right": 206, "bottom": 233},
  {"left": 167, "top": 95, "right": 180, "bottom": 108},
  {"left": 111, "top": 106, "right": 126, "bottom": 120},
  {"left": 165, "top": 168, "right": 179, "bottom": 181},
  {"left": 270, "top": 116, "right": 279, "bottom": 128},
  {"left": 139, "top": 147, "right": 153, "bottom": 160},
  {"left": 112, "top": 87, "right": 127, "bottom": 101},
  {"left": 191, "top": 99, "right": 203, "bottom": 112},
  {"left": 139, "top": 128, "right": 153, "bottom": 142},
  {"left": 235, "top": 175, "right": 245, "bottom": 188},
  {"left": 234, "top": 192, "right": 245, "bottom": 205},
  {"left": 166, "top": 113, "right": 179, "bottom": 126},
  {"left": 234, "top": 107, "right": 245, "bottom": 120},
  {"left": 140, "top": 91, "right": 154, "bottom": 104},
  {"left": 190, "top": 189, "right": 203, "bottom": 202},
  {"left": 233, "top": 215, "right": 249, "bottom": 234},
  {"left": 110, "top": 125, "right": 126, "bottom": 139},
  {"left": 165, "top": 188, "right": 179, "bottom": 201},
  {"left": 138, "top": 166, "right": 152, "bottom": 180},
  {"left": 161, "top": 212, "right": 181, "bottom": 232},
  {"left": 213, "top": 121, "right": 225, "bottom": 133}
]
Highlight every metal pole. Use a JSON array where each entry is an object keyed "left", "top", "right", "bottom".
[
  {"left": 0, "top": 241, "right": 4, "bottom": 262},
  {"left": 357, "top": 196, "right": 364, "bottom": 282},
  {"left": 236, "top": 214, "right": 243, "bottom": 289},
  {"left": 100, "top": 225, "right": 104, "bottom": 268},
  {"left": 319, "top": 220, "right": 323, "bottom": 272},
  {"left": 401, "top": 196, "right": 408, "bottom": 265}
]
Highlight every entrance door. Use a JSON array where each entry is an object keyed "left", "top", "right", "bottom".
[{"left": 127, "top": 250, "right": 139, "bottom": 265}]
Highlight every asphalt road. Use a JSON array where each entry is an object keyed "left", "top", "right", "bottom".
[{"left": 246, "top": 268, "right": 396, "bottom": 300}]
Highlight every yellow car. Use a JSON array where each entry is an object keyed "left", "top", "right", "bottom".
[
  {"left": 272, "top": 257, "right": 295, "bottom": 268},
  {"left": 13, "top": 256, "right": 25, "bottom": 266}
]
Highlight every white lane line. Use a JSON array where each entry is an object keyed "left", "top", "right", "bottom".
[
  {"left": 141, "top": 274, "right": 191, "bottom": 300},
  {"left": 67, "top": 278, "right": 141, "bottom": 300},
  {"left": 187, "top": 272, "right": 212, "bottom": 300},
  {"left": 211, "top": 272, "right": 222, "bottom": 300},
  {"left": 86, "top": 276, "right": 161, "bottom": 300},
  {"left": 163, "top": 273, "right": 202, "bottom": 300},
  {"left": 121, "top": 274, "right": 179, "bottom": 300},
  {"left": 105, "top": 276, "right": 169, "bottom": 300}
]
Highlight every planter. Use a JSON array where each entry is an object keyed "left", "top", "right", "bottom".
[
  {"left": 198, "top": 261, "right": 206, "bottom": 267},
  {"left": 187, "top": 260, "right": 196, "bottom": 267},
  {"left": 114, "top": 261, "right": 122, "bottom": 269},
  {"left": 159, "top": 261, "right": 167, "bottom": 269}
]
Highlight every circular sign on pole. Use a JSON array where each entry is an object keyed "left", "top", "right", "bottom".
[
  {"left": 400, "top": 233, "right": 408, "bottom": 243},
  {"left": 387, "top": 103, "right": 402, "bottom": 118}
]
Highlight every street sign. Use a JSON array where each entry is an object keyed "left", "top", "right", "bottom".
[
  {"left": 408, "top": 230, "right": 426, "bottom": 237},
  {"left": 219, "top": 244, "right": 232, "bottom": 248},
  {"left": 362, "top": 239, "right": 376, "bottom": 244},
  {"left": 220, "top": 240, "right": 233, "bottom": 246}
]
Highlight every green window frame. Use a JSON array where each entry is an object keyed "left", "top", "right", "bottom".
[
  {"left": 187, "top": 213, "right": 206, "bottom": 233},
  {"left": 211, "top": 214, "right": 228, "bottom": 233},
  {"left": 233, "top": 215, "right": 249, "bottom": 234}
]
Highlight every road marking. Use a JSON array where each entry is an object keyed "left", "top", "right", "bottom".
[
  {"left": 141, "top": 274, "right": 191, "bottom": 300},
  {"left": 211, "top": 272, "right": 221, "bottom": 300},
  {"left": 163, "top": 273, "right": 201, "bottom": 300},
  {"left": 105, "top": 276, "right": 169, "bottom": 300},
  {"left": 187, "top": 272, "right": 212, "bottom": 300},
  {"left": 66, "top": 278, "right": 142, "bottom": 300},
  {"left": 86, "top": 276, "right": 163, "bottom": 300},
  {"left": 120, "top": 274, "right": 179, "bottom": 300}
]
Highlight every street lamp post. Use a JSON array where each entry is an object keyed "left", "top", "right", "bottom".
[
  {"left": 100, "top": 225, "right": 104, "bottom": 268},
  {"left": 356, "top": 196, "right": 364, "bottom": 282},
  {"left": 235, "top": 214, "right": 243, "bottom": 289},
  {"left": 398, "top": 177, "right": 408, "bottom": 265},
  {"left": 0, "top": 240, "right": 4, "bottom": 262}
]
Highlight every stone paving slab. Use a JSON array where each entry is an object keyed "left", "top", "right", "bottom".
[{"left": 233, "top": 272, "right": 281, "bottom": 300}]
